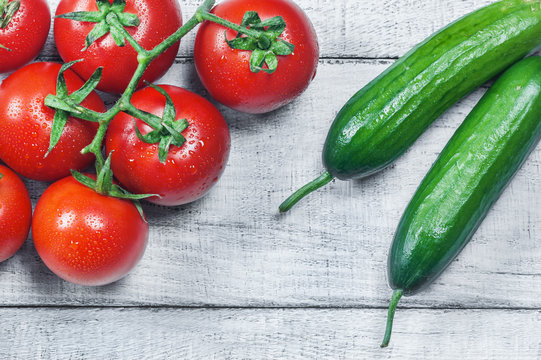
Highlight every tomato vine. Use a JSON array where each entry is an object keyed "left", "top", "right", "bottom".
[{"left": 44, "top": 0, "right": 296, "bottom": 203}]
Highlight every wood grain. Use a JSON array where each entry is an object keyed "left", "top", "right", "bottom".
[
  {"left": 2, "top": 0, "right": 540, "bottom": 357},
  {"left": 1, "top": 59, "right": 540, "bottom": 307},
  {"left": 2, "top": 307, "right": 540, "bottom": 359}
]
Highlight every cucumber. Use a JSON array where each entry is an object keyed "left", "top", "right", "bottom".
[
  {"left": 381, "top": 56, "right": 541, "bottom": 347},
  {"left": 279, "top": 0, "right": 541, "bottom": 212}
]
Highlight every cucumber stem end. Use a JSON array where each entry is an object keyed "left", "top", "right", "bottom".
[
  {"left": 381, "top": 289, "right": 403, "bottom": 348},
  {"left": 279, "top": 171, "right": 333, "bottom": 213}
]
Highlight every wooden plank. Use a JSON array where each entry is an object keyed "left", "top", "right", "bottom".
[
  {"left": 36, "top": 0, "right": 497, "bottom": 61},
  {"left": 0, "top": 59, "right": 540, "bottom": 307},
  {"left": 2, "top": 307, "right": 541, "bottom": 359}
]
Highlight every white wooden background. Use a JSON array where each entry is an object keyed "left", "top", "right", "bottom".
[{"left": 2, "top": 0, "right": 540, "bottom": 358}]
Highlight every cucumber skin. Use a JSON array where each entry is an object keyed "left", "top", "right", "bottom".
[
  {"left": 388, "top": 56, "right": 541, "bottom": 295},
  {"left": 323, "top": 0, "right": 541, "bottom": 180}
]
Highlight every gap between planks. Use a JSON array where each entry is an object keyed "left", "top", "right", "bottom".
[{"left": 2, "top": 305, "right": 541, "bottom": 311}]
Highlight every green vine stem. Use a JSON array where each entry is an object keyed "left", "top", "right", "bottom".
[
  {"left": 46, "top": 0, "right": 294, "bottom": 200},
  {"left": 198, "top": 11, "right": 262, "bottom": 39},
  {"left": 105, "top": 12, "right": 145, "bottom": 54},
  {"left": 54, "top": 0, "right": 216, "bottom": 169}
]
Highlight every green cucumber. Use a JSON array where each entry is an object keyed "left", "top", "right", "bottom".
[
  {"left": 280, "top": 0, "right": 541, "bottom": 212},
  {"left": 381, "top": 56, "right": 541, "bottom": 347}
]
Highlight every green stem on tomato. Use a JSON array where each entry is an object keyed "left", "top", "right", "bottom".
[
  {"left": 106, "top": 12, "right": 147, "bottom": 54},
  {"left": 119, "top": 61, "right": 148, "bottom": 103},
  {"left": 63, "top": 98, "right": 109, "bottom": 122},
  {"left": 197, "top": 11, "right": 262, "bottom": 40},
  {"left": 80, "top": 103, "right": 121, "bottom": 172},
  {"left": 51, "top": 0, "right": 222, "bottom": 135},
  {"left": 49, "top": 0, "right": 264, "bottom": 183},
  {"left": 0, "top": 0, "right": 20, "bottom": 29},
  {"left": 82, "top": 121, "right": 108, "bottom": 171},
  {"left": 148, "top": 0, "right": 216, "bottom": 59},
  {"left": 123, "top": 103, "right": 163, "bottom": 130},
  {"left": 80, "top": 59, "right": 155, "bottom": 169}
]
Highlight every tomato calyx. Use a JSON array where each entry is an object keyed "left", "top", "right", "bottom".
[
  {"left": 0, "top": 0, "right": 19, "bottom": 28},
  {"left": 132, "top": 84, "right": 189, "bottom": 164},
  {"left": 72, "top": 152, "right": 157, "bottom": 221},
  {"left": 0, "top": 0, "right": 20, "bottom": 51},
  {"left": 44, "top": 60, "right": 103, "bottom": 157},
  {"left": 224, "top": 11, "right": 295, "bottom": 74},
  {"left": 56, "top": 0, "right": 140, "bottom": 50}
]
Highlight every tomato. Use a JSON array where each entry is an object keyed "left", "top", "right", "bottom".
[
  {"left": 194, "top": 0, "right": 319, "bottom": 114},
  {"left": 0, "top": 0, "right": 51, "bottom": 74},
  {"left": 32, "top": 175, "right": 148, "bottom": 286},
  {"left": 0, "top": 62, "right": 105, "bottom": 182},
  {"left": 0, "top": 165, "right": 31, "bottom": 262},
  {"left": 105, "top": 85, "right": 230, "bottom": 206},
  {"left": 54, "top": 0, "right": 183, "bottom": 94}
]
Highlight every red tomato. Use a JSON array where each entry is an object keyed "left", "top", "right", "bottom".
[
  {"left": 0, "top": 165, "right": 31, "bottom": 262},
  {"left": 0, "top": 62, "right": 105, "bottom": 182},
  {"left": 105, "top": 85, "right": 230, "bottom": 206},
  {"left": 194, "top": 0, "right": 319, "bottom": 114},
  {"left": 54, "top": 0, "right": 183, "bottom": 94},
  {"left": 0, "top": 0, "right": 51, "bottom": 74},
  {"left": 32, "top": 175, "right": 148, "bottom": 286}
]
